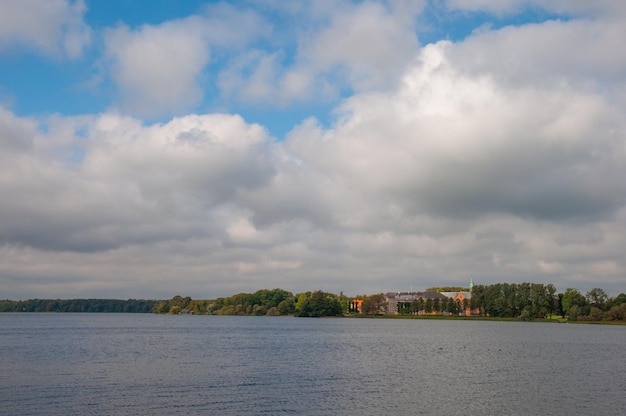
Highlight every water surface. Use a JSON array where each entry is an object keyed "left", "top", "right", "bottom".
[{"left": 1, "top": 314, "right": 624, "bottom": 415}]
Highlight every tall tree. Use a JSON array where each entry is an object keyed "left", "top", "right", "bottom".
[
  {"left": 425, "top": 298, "right": 433, "bottom": 314},
  {"left": 362, "top": 293, "right": 387, "bottom": 315},
  {"left": 295, "top": 291, "right": 342, "bottom": 317},
  {"left": 586, "top": 288, "right": 608, "bottom": 311},
  {"left": 433, "top": 298, "right": 441, "bottom": 315},
  {"left": 562, "top": 288, "right": 588, "bottom": 319}
]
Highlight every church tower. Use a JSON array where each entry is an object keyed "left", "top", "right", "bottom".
[{"left": 469, "top": 278, "right": 474, "bottom": 293}]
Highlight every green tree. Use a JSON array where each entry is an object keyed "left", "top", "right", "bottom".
[
  {"left": 361, "top": 293, "right": 387, "bottom": 315},
  {"left": 562, "top": 288, "right": 588, "bottom": 318},
  {"left": 433, "top": 298, "right": 441, "bottom": 315},
  {"left": 425, "top": 298, "right": 433, "bottom": 314},
  {"left": 520, "top": 306, "right": 535, "bottom": 321},
  {"left": 441, "top": 298, "right": 454, "bottom": 314},
  {"left": 278, "top": 298, "right": 295, "bottom": 315},
  {"left": 415, "top": 298, "right": 425, "bottom": 315},
  {"left": 586, "top": 288, "right": 608, "bottom": 311},
  {"left": 612, "top": 293, "right": 626, "bottom": 306},
  {"left": 605, "top": 293, "right": 626, "bottom": 312},
  {"left": 462, "top": 298, "right": 470, "bottom": 314},
  {"left": 588, "top": 307, "right": 604, "bottom": 321},
  {"left": 568, "top": 305, "right": 582, "bottom": 321},
  {"left": 450, "top": 299, "right": 460, "bottom": 315},
  {"left": 425, "top": 286, "right": 465, "bottom": 293},
  {"left": 294, "top": 292, "right": 310, "bottom": 314},
  {"left": 606, "top": 303, "right": 626, "bottom": 321},
  {"left": 296, "top": 291, "right": 342, "bottom": 317},
  {"left": 266, "top": 307, "right": 280, "bottom": 316}
]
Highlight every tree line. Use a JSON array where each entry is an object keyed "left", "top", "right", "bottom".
[
  {"left": 470, "top": 283, "right": 626, "bottom": 321},
  {"left": 3, "top": 283, "right": 625, "bottom": 322},
  {"left": 151, "top": 289, "right": 344, "bottom": 317},
  {"left": 0, "top": 298, "right": 158, "bottom": 313},
  {"left": 395, "top": 296, "right": 470, "bottom": 316}
]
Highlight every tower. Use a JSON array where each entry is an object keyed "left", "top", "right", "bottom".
[{"left": 469, "top": 278, "right": 474, "bottom": 293}]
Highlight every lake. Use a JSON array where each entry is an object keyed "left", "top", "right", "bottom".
[{"left": 1, "top": 314, "right": 625, "bottom": 415}]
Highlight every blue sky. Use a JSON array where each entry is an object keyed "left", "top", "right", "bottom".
[
  {"left": 1, "top": 0, "right": 625, "bottom": 300},
  {"left": 1, "top": 0, "right": 568, "bottom": 139}
]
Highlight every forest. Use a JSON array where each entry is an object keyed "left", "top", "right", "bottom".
[
  {"left": 2, "top": 283, "right": 625, "bottom": 322},
  {"left": 151, "top": 284, "right": 626, "bottom": 322},
  {"left": 0, "top": 298, "right": 157, "bottom": 313},
  {"left": 470, "top": 284, "right": 626, "bottom": 322},
  {"left": 150, "top": 289, "right": 343, "bottom": 317}
]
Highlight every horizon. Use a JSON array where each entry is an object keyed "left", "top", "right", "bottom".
[{"left": 3, "top": 281, "right": 621, "bottom": 302}]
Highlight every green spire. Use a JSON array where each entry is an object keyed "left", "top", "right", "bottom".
[{"left": 469, "top": 278, "right": 474, "bottom": 293}]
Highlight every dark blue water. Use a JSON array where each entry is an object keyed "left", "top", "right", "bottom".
[{"left": 1, "top": 314, "right": 625, "bottom": 415}]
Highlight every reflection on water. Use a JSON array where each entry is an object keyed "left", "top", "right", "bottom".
[{"left": 1, "top": 314, "right": 625, "bottom": 415}]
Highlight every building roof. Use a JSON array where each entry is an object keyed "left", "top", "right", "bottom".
[
  {"left": 385, "top": 291, "right": 446, "bottom": 301},
  {"left": 440, "top": 291, "right": 472, "bottom": 300},
  {"left": 440, "top": 292, "right": 458, "bottom": 298}
]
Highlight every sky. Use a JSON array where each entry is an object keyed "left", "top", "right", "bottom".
[{"left": 1, "top": 0, "right": 625, "bottom": 300}]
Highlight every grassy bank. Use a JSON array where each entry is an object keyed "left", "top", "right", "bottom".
[{"left": 345, "top": 314, "right": 626, "bottom": 325}]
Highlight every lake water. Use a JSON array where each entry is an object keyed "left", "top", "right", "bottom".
[{"left": 1, "top": 314, "right": 625, "bottom": 415}]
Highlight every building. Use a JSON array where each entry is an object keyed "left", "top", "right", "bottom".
[
  {"left": 440, "top": 291, "right": 473, "bottom": 316},
  {"left": 385, "top": 279, "right": 479, "bottom": 316},
  {"left": 349, "top": 298, "right": 363, "bottom": 314},
  {"left": 385, "top": 291, "right": 447, "bottom": 315},
  {"left": 440, "top": 279, "right": 479, "bottom": 316}
]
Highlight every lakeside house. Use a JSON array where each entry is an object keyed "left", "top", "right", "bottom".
[
  {"left": 380, "top": 279, "right": 479, "bottom": 316},
  {"left": 439, "top": 291, "right": 477, "bottom": 316},
  {"left": 385, "top": 291, "right": 447, "bottom": 315},
  {"left": 349, "top": 298, "right": 363, "bottom": 314}
]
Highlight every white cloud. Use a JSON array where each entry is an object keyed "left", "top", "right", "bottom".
[
  {"left": 299, "top": 1, "right": 420, "bottom": 91},
  {"left": 217, "top": 1, "right": 424, "bottom": 106},
  {"left": 199, "top": 2, "right": 271, "bottom": 48},
  {"left": 0, "top": 106, "right": 37, "bottom": 152},
  {"left": 218, "top": 50, "right": 290, "bottom": 105},
  {"left": 445, "top": 0, "right": 526, "bottom": 15},
  {"left": 449, "top": 19, "right": 626, "bottom": 91},
  {"left": 104, "top": 18, "right": 211, "bottom": 118},
  {"left": 2, "top": 79, "right": 626, "bottom": 297},
  {"left": 274, "top": 26, "right": 626, "bottom": 292},
  {"left": 2, "top": 4, "right": 626, "bottom": 299},
  {"left": 0, "top": 0, "right": 91, "bottom": 58},
  {"left": 104, "top": 4, "right": 270, "bottom": 118},
  {"left": 0, "top": 110, "right": 274, "bottom": 254},
  {"left": 534, "top": 0, "right": 626, "bottom": 18},
  {"left": 302, "top": 33, "right": 626, "bottom": 221},
  {"left": 446, "top": 0, "right": 626, "bottom": 17}
]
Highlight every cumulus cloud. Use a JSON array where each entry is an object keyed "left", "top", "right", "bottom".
[
  {"left": 541, "top": 0, "right": 626, "bottom": 18},
  {"left": 299, "top": 1, "right": 420, "bottom": 91},
  {"left": 2, "top": 3, "right": 626, "bottom": 299},
  {"left": 104, "top": 18, "right": 211, "bottom": 118},
  {"left": 303, "top": 38, "right": 626, "bottom": 222},
  {"left": 0, "top": 107, "right": 37, "bottom": 152},
  {"left": 0, "top": 0, "right": 91, "bottom": 58},
  {"left": 104, "top": 4, "right": 270, "bottom": 118},
  {"left": 217, "top": 0, "right": 424, "bottom": 106},
  {"left": 103, "top": 1, "right": 424, "bottom": 114},
  {"left": 274, "top": 21, "right": 626, "bottom": 292},
  {"left": 0, "top": 110, "right": 274, "bottom": 253},
  {"left": 450, "top": 19, "right": 626, "bottom": 90},
  {"left": 446, "top": 0, "right": 626, "bottom": 17},
  {"left": 445, "top": 0, "right": 531, "bottom": 15},
  {"left": 218, "top": 50, "right": 292, "bottom": 105}
]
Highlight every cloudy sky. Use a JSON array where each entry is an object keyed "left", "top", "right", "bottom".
[{"left": 1, "top": 0, "right": 625, "bottom": 300}]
